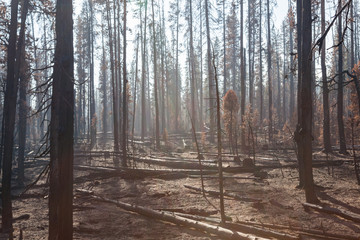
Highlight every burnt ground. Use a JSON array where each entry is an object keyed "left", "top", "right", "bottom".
[{"left": 2, "top": 139, "right": 360, "bottom": 240}]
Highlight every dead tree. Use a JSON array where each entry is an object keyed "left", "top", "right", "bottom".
[
  {"left": 297, "top": 0, "right": 319, "bottom": 204},
  {"left": 1, "top": 0, "right": 19, "bottom": 236},
  {"left": 212, "top": 47, "right": 226, "bottom": 223},
  {"left": 122, "top": 0, "right": 128, "bottom": 167},
  {"left": 321, "top": 0, "right": 332, "bottom": 153},
  {"left": 49, "top": 0, "right": 74, "bottom": 238},
  {"left": 151, "top": 0, "right": 160, "bottom": 149}
]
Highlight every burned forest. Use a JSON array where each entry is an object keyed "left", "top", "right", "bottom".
[{"left": 2, "top": 0, "right": 360, "bottom": 239}]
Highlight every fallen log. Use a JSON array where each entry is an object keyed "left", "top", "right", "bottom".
[
  {"left": 188, "top": 175, "right": 259, "bottom": 180},
  {"left": 235, "top": 220, "right": 359, "bottom": 240},
  {"left": 303, "top": 202, "right": 360, "bottom": 223},
  {"left": 75, "top": 189, "right": 269, "bottom": 240},
  {"left": 130, "top": 156, "right": 217, "bottom": 170},
  {"left": 74, "top": 164, "right": 218, "bottom": 177},
  {"left": 184, "top": 185, "right": 261, "bottom": 202},
  {"left": 162, "top": 212, "right": 297, "bottom": 240},
  {"left": 224, "top": 222, "right": 298, "bottom": 240}
]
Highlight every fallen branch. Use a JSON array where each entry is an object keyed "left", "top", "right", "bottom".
[
  {"left": 19, "top": 163, "right": 49, "bottom": 197},
  {"left": 303, "top": 202, "right": 360, "bottom": 223},
  {"left": 184, "top": 185, "right": 261, "bottom": 202},
  {"left": 75, "top": 189, "right": 269, "bottom": 240}
]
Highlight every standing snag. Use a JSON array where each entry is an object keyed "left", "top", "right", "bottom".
[{"left": 223, "top": 90, "right": 239, "bottom": 154}]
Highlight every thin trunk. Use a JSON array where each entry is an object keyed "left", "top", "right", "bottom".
[
  {"left": 337, "top": 1, "right": 347, "bottom": 154},
  {"left": 223, "top": 0, "right": 227, "bottom": 96},
  {"left": 205, "top": 0, "right": 215, "bottom": 143},
  {"left": 267, "top": 0, "right": 273, "bottom": 141},
  {"left": 189, "top": 0, "right": 197, "bottom": 134},
  {"left": 132, "top": 37, "right": 139, "bottom": 144},
  {"left": 160, "top": 3, "right": 166, "bottom": 133},
  {"left": 277, "top": 51, "right": 281, "bottom": 127},
  {"left": 89, "top": 0, "right": 96, "bottom": 149},
  {"left": 289, "top": 0, "right": 295, "bottom": 121},
  {"left": 199, "top": 0, "right": 203, "bottom": 130},
  {"left": 321, "top": 0, "right": 331, "bottom": 152},
  {"left": 106, "top": 0, "right": 119, "bottom": 166},
  {"left": 296, "top": 0, "right": 305, "bottom": 188},
  {"left": 17, "top": 33, "right": 28, "bottom": 187},
  {"left": 259, "top": 0, "right": 264, "bottom": 123},
  {"left": 175, "top": 0, "right": 179, "bottom": 133},
  {"left": 248, "top": 0, "right": 253, "bottom": 110},
  {"left": 122, "top": 0, "right": 127, "bottom": 167},
  {"left": 213, "top": 49, "right": 225, "bottom": 224},
  {"left": 141, "top": 2, "right": 148, "bottom": 140},
  {"left": 151, "top": 0, "right": 160, "bottom": 149},
  {"left": 116, "top": 0, "right": 122, "bottom": 146},
  {"left": 101, "top": 23, "right": 108, "bottom": 141},
  {"left": 240, "top": 0, "right": 246, "bottom": 147},
  {"left": 282, "top": 24, "right": 287, "bottom": 124}
]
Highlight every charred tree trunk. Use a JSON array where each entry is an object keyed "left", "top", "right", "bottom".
[
  {"left": 289, "top": 0, "right": 295, "bottom": 121},
  {"left": 259, "top": 0, "right": 264, "bottom": 123},
  {"left": 205, "top": 0, "right": 215, "bottom": 143},
  {"left": 17, "top": 32, "right": 29, "bottom": 187},
  {"left": 298, "top": 0, "right": 318, "bottom": 203},
  {"left": 321, "top": 0, "right": 332, "bottom": 153},
  {"left": 1, "top": 0, "right": 19, "bottom": 235},
  {"left": 337, "top": 1, "right": 347, "bottom": 154},
  {"left": 151, "top": 0, "right": 160, "bottom": 149},
  {"left": 141, "top": 1, "right": 148, "bottom": 140},
  {"left": 101, "top": 23, "right": 108, "bottom": 142},
  {"left": 188, "top": 0, "right": 197, "bottom": 132},
  {"left": 106, "top": 0, "right": 119, "bottom": 166},
  {"left": 267, "top": 0, "right": 273, "bottom": 142},
  {"left": 248, "top": 0, "right": 253, "bottom": 110},
  {"left": 295, "top": 0, "right": 305, "bottom": 188},
  {"left": 122, "top": 0, "right": 128, "bottom": 167},
  {"left": 49, "top": 0, "right": 74, "bottom": 238},
  {"left": 223, "top": 0, "right": 227, "bottom": 96},
  {"left": 240, "top": 0, "right": 246, "bottom": 148},
  {"left": 89, "top": 0, "right": 96, "bottom": 149},
  {"left": 213, "top": 50, "right": 225, "bottom": 223},
  {"left": 132, "top": 37, "right": 139, "bottom": 144}
]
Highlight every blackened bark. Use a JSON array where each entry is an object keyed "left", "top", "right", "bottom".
[
  {"left": 141, "top": 2, "right": 148, "bottom": 139},
  {"left": 189, "top": 0, "right": 197, "bottom": 132},
  {"left": 296, "top": 0, "right": 305, "bottom": 188},
  {"left": 106, "top": 0, "right": 119, "bottom": 166},
  {"left": 16, "top": 0, "right": 30, "bottom": 188},
  {"left": 122, "top": 0, "right": 128, "bottom": 167},
  {"left": 289, "top": 1, "right": 295, "bottom": 121},
  {"left": 205, "top": 0, "right": 215, "bottom": 143},
  {"left": 267, "top": 0, "right": 273, "bottom": 141},
  {"left": 337, "top": 2, "right": 347, "bottom": 154},
  {"left": 259, "top": 0, "right": 264, "bottom": 123},
  {"left": 1, "top": 0, "right": 19, "bottom": 236},
  {"left": 240, "top": 0, "right": 246, "bottom": 147},
  {"left": 89, "top": 0, "right": 96, "bottom": 149},
  {"left": 321, "top": 0, "right": 332, "bottom": 153},
  {"left": 299, "top": 0, "right": 318, "bottom": 203},
  {"left": 151, "top": 0, "right": 160, "bottom": 149},
  {"left": 49, "top": 0, "right": 74, "bottom": 238}
]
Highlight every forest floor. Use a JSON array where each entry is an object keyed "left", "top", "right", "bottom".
[{"left": 2, "top": 137, "right": 360, "bottom": 239}]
